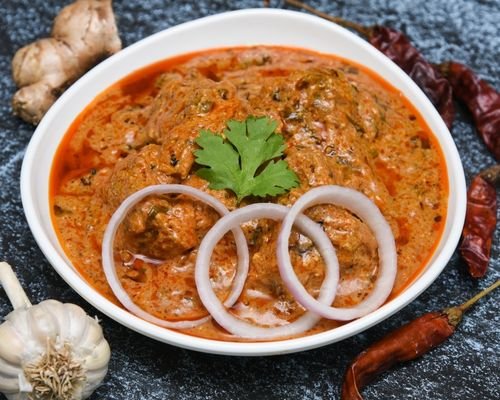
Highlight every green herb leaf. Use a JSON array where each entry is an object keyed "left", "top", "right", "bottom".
[{"left": 194, "top": 116, "right": 299, "bottom": 202}]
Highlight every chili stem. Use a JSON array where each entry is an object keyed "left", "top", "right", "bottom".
[
  {"left": 284, "top": 0, "right": 371, "bottom": 36},
  {"left": 479, "top": 164, "right": 500, "bottom": 186},
  {"left": 444, "top": 279, "right": 499, "bottom": 327},
  {"left": 0, "top": 261, "right": 32, "bottom": 309},
  {"left": 459, "top": 279, "right": 499, "bottom": 312}
]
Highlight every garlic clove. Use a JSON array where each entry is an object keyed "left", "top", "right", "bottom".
[
  {"left": 26, "top": 301, "right": 60, "bottom": 345},
  {"left": 0, "top": 358, "right": 20, "bottom": 378},
  {"left": 84, "top": 338, "right": 111, "bottom": 370},
  {"left": 0, "top": 376, "right": 17, "bottom": 394},
  {"left": 0, "top": 323, "right": 25, "bottom": 365},
  {"left": 65, "top": 303, "right": 91, "bottom": 344},
  {"left": 76, "top": 318, "right": 106, "bottom": 354},
  {"left": 82, "top": 368, "right": 108, "bottom": 398},
  {"left": 3, "top": 308, "right": 44, "bottom": 363},
  {"left": 40, "top": 299, "right": 70, "bottom": 340},
  {"left": 17, "top": 372, "right": 33, "bottom": 393}
]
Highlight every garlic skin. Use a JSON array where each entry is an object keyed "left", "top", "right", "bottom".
[{"left": 0, "top": 263, "right": 111, "bottom": 400}]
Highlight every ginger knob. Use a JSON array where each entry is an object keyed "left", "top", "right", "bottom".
[{"left": 11, "top": 0, "right": 121, "bottom": 125}]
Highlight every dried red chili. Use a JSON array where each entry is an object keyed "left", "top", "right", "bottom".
[
  {"left": 369, "top": 27, "right": 454, "bottom": 129},
  {"left": 439, "top": 62, "right": 500, "bottom": 161},
  {"left": 459, "top": 165, "right": 499, "bottom": 278},
  {"left": 284, "top": 0, "right": 455, "bottom": 129},
  {"left": 341, "top": 280, "right": 500, "bottom": 400}
]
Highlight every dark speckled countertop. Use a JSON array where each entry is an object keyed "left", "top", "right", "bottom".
[{"left": 0, "top": 1, "right": 499, "bottom": 399}]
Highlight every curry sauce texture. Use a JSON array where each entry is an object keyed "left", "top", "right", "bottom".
[{"left": 51, "top": 47, "right": 448, "bottom": 341}]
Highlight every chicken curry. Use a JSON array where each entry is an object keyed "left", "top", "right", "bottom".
[{"left": 50, "top": 46, "right": 447, "bottom": 341}]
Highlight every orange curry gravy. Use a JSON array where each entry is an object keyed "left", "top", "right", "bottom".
[{"left": 50, "top": 46, "right": 448, "bottom": 341}]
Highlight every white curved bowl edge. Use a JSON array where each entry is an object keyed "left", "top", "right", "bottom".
[{"left": 20, "top": 9, "right": 466, "bottom": 356}]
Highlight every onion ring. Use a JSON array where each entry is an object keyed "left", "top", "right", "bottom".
[
  {"left": 195, "top": 203, "right": 339, "bottom": 340},
  {"left": 102, "top": 184, "right": 249, "bottom": 329},
  {"left": 277, "top": 185, "right": 397, "bottom": 321}
]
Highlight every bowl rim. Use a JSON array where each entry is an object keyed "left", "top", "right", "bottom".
[{"left": 20, "top": 8, "right": 466, "bottom": 356}]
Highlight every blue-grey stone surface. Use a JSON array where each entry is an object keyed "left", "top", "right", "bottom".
[{"left": 0, "top": 1, "right": 499, "bottom": 399}]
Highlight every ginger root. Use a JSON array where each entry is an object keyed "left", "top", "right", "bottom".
[{"left": 11, "top": 0, "right": 121, "bottom": 125}]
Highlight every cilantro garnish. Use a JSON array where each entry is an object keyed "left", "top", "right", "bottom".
[{"left": 194, "top": 116, "right": 299, "bottom": 202}]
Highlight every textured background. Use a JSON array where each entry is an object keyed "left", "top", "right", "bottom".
[{"left": 0, "top": 0, "right": 499, "bottom": 399}]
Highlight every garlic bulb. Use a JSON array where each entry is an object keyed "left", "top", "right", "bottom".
[{"left": 0, "top": 262, "right": 111, "bottom": 400}]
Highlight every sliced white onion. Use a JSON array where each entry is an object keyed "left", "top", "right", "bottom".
[
  {"left": 277, "top": 185, "right": 397, "bottom": 321},
  {"left": 195, "top": 203, "right": 339, "bottom": 340},
  {"left": 102, "top": 184, "right": 249, "bottom": 329}
]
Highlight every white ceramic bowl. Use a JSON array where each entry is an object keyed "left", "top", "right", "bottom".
[{"left": 21, "top": 9, "right": 466, "bottom": 356}]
